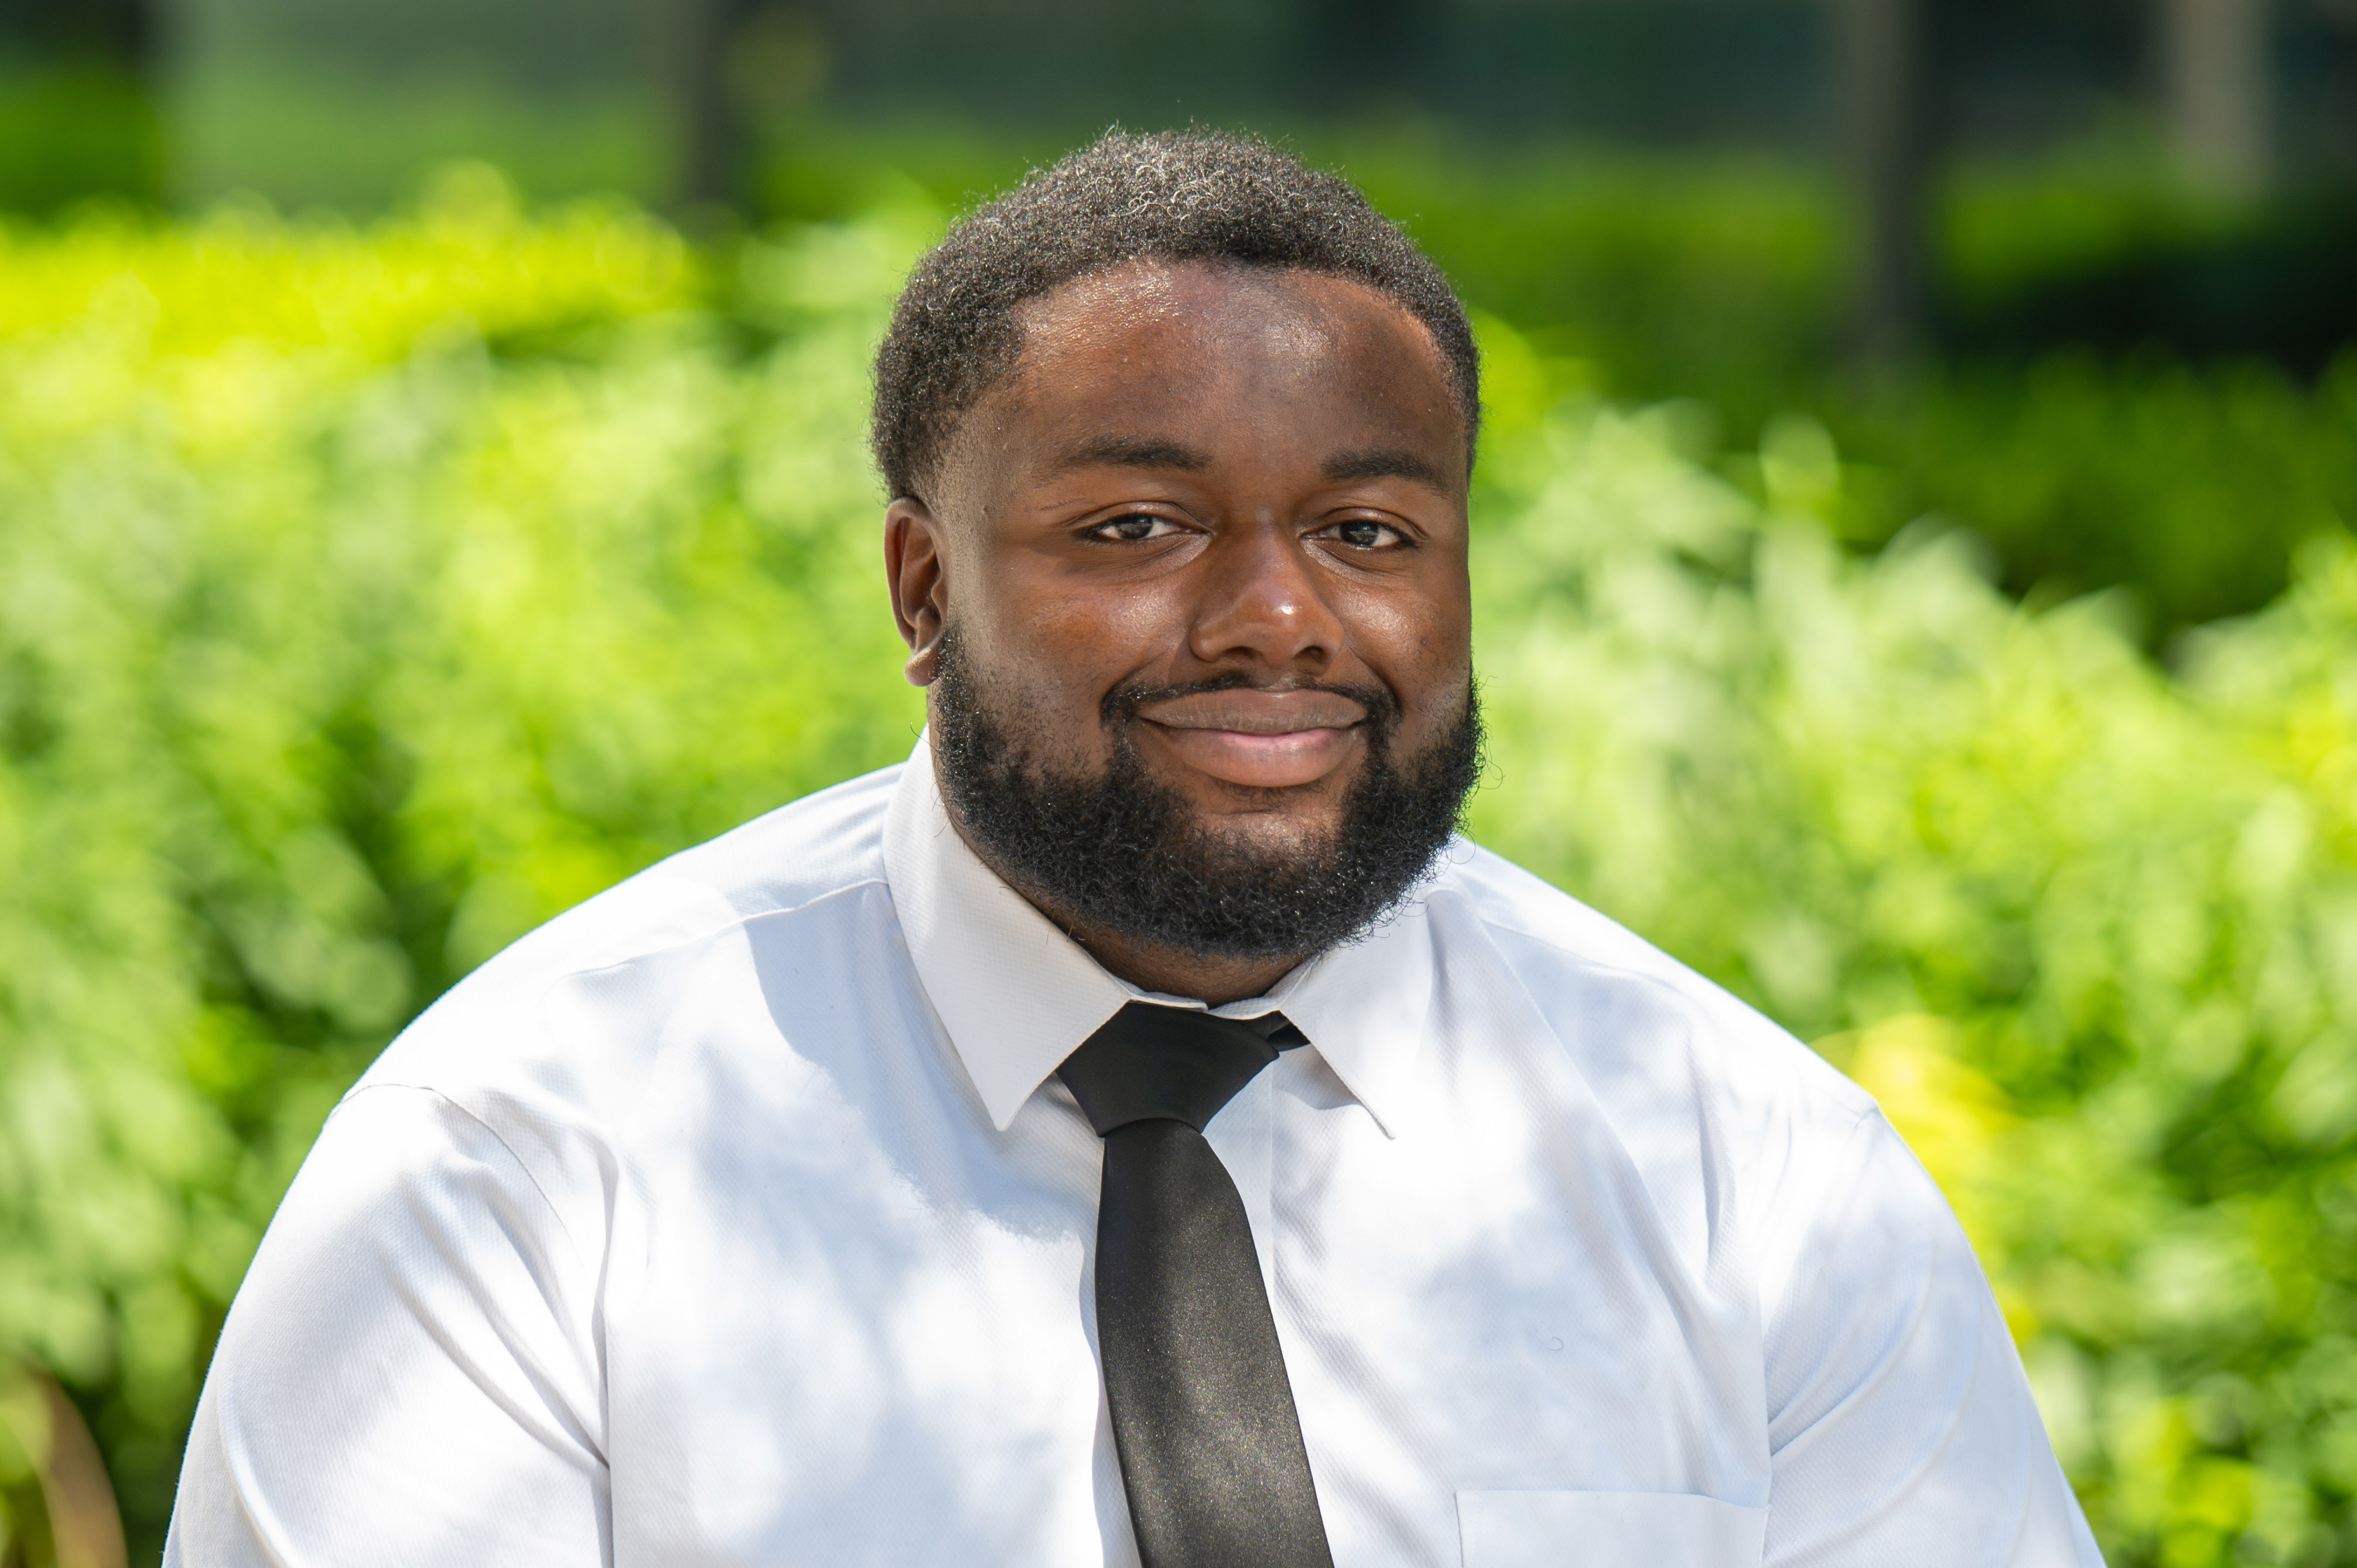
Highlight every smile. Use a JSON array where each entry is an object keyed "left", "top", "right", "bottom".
[{"left": 1134, "top": 689, "right": 1369, "bottom": 789}]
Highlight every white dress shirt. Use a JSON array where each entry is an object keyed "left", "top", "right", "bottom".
[{"left": 166, "top": 738, "right": 2102, "bottom": 1567}]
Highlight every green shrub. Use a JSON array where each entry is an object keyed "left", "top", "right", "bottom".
[
  {"left": 1821, "top": 351, "right": 2357, "bottom": 637},
  {"left": 6, "top": 183, "right": 2357, "bottom": 1566},
  {"left": 0, "top": 64, "right": 162, "bottom": 213}
]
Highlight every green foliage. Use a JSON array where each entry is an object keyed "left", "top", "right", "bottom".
[
  {"left": 6, "top": 181, "right": 2357, "bottom": 1566},
  {"left": 1820, "top": 352, "right": 2357, "bottom": 634},
  {"left": 9, "top": 58, "right": 2318, "bottom": 636},
  {"left": 1941, "top": 140, "right": 2232, "bottom": 309},
  {"left": 15, "top": 62, "right": 2328, "bottom": 635},
  {"left": 0, "top": 63, "right": 162, "bottom": 213},
  {"left": 170, "top": 59, "right": 662, "bottom": 218}
]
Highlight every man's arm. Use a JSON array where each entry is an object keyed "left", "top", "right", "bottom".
[
  {"left": 1759, "top": 1108, "right": 2103, "bottom": 1566},
  {"left": 166, "top": 1085, "right": 609, "bottom": 1567}
]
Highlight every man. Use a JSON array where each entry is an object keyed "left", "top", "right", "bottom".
[{"left": 166, "top": 131, "right": 2100, "bottom": 1566}]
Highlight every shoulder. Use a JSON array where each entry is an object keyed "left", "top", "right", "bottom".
[
  {"left": 1434, "top": 839, "right": 1868, "bottom": 1101},
  {"left": 230, "top": 768, "right": 908, "bottom": 1365},
  {"left": 476, "top": 761, "right": 899, "bottom": 990},
  {"left": 349, "top": 761, "right": 903, "bottom": 1128},
  {"left": 1427, "top": 839, "right": 1877, "bottom": 1212}
]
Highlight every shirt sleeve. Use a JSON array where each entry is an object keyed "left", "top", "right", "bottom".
[
  {"left": 1759, "top": 1108, "right": 2105, "bottom": 1567},
  {"left": 165, "top": 1085, "right": 610, "bottom": 1568}
]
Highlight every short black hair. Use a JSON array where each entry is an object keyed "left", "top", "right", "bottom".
[{"left": 870, "top": 128, "right": 1481, "bottom": 503}]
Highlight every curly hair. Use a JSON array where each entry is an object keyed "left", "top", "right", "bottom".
[{"left": 870, "top": 128, "right": 1481, "bottom": 503}]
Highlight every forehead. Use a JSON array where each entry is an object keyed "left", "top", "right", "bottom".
[
  {"left": 979, "top": 259, "right": 1466, "bottom": 473},
  {"left": 1016, "top": 259, "right": 1398, "bottom": 358}
]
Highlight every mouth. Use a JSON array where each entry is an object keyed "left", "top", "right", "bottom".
[{"left": 1132, "top": 687, "right": 1371, "bottom": 790}]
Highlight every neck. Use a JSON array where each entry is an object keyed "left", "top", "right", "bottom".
[
  {"left": 1058, "top": 920, "right": 1300, "bottom": 1007},
  {"left": 944, "top": 812, "right": 1305, "bottom": 1006}
]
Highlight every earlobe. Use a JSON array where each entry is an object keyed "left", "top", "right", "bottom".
[
  {"left": 905, "top": 633, "right": 943, "bottom": 688},
  {"left": 884, "top": 497, "right": 948, "bottom": 686}
]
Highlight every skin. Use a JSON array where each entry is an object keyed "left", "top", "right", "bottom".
[{"left": 884, "top": 259, "right": 1474, "bottom": 1003}]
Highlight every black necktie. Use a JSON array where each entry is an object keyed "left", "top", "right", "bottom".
[{"left": 1057, "top": 1002, "right": 1336, "bottom": 1568}]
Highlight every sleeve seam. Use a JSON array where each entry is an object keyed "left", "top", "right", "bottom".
[{"left": 334, "top": 1081, "right": 594, "bottom": 1270}]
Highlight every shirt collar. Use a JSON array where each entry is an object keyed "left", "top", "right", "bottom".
[{"left": 883, "top": 735, "right": 1433, "bottom": 1138}]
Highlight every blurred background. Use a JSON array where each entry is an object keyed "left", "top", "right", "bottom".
[
  {"left": 2, "top": 2, "right": 2356, "bottom": 1565},
  {"left": 7, "top": 0, "right": 2354, "bottom": 627}
]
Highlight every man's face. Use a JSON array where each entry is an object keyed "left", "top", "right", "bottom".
[{"left": 886, "top": 259, "right": 1475, "bottom": 968}]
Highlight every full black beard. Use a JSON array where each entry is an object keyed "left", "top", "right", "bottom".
[{"left": 930, "top": 631, "right": 1482, "bottom": 964}]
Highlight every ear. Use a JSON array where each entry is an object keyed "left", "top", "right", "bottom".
[{"left": 884, "top": 497, "right": 948, "bottom": 686}]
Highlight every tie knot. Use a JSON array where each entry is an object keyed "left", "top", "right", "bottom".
[{"left": 1057, "top": 1002, "right": 1306, "bottom": 1136}]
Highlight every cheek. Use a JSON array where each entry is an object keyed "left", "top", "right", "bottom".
[
  {"left": 948, "top": 565, "right": 1172, "bottom": 756},
  {"left": 1343, "top": 568, "right": 1473, "bottom": 689},
  {"left": 964, "top": 553, "right": 1178, "bottom": 677}
]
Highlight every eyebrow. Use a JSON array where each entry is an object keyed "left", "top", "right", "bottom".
[
  {"left": 1047, "top": 435, "right": 1214, "bottom": 474},
  {"left": 1320, "top": 447, "right": 1458, "bottom": 494}
]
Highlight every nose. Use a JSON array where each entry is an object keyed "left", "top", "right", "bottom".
[{"left": 1185, "top": 521, "right": 1345, "bottom": 675}]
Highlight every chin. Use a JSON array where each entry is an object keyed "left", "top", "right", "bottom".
[{"left": 1187, "top": 806, "right": 1341, "bottom": 859}]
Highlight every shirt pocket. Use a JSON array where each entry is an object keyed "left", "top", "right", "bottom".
[{"left": 1456, "top": 1490, "right": 1768, "bottom": 1567}]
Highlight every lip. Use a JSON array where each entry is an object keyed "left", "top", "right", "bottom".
[{"left": 1135, "top": 688, "right": 1369, "bottom": 789}]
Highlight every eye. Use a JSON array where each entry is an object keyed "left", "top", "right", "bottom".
[
  {"left": 1320, "top": 518, "right": 1409, "bottom": 550},
  {"left": 1086, "top": 513, "right": 1187, "bottom": 542}
]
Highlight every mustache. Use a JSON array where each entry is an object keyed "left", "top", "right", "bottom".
[{"left": 1099, "top": 671, "right": 1402, "bottom": 732}]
